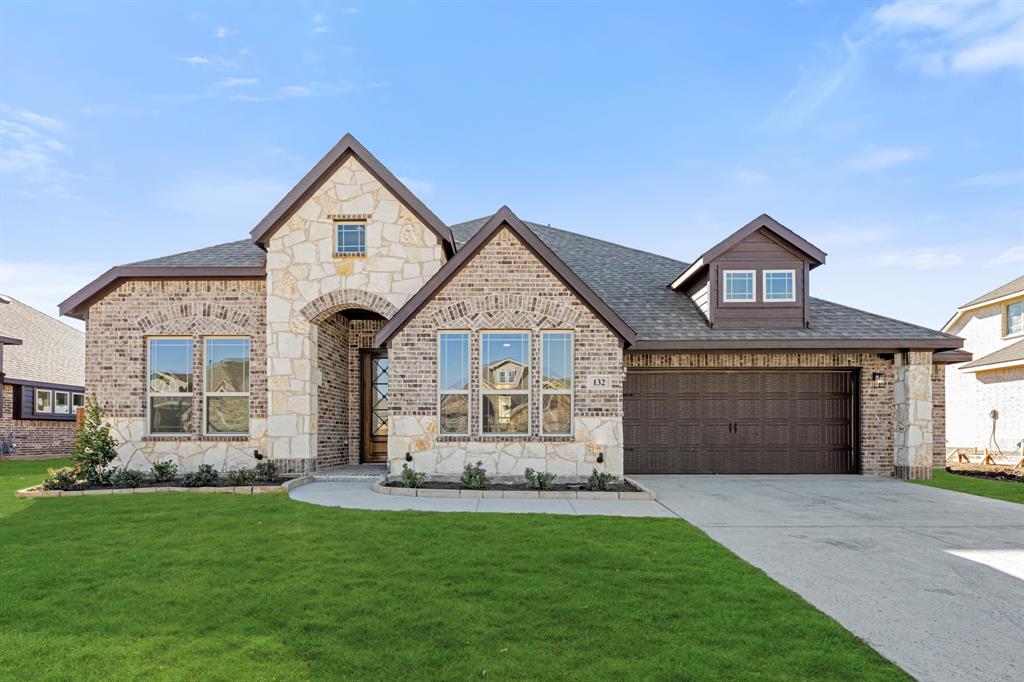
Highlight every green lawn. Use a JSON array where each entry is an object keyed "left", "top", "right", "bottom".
[
  {"left": 912, "top": 468, "right": 1024, "bottom": 505},
  {"left": 0, "top": 459, "right": 905, "bottom": 680}
]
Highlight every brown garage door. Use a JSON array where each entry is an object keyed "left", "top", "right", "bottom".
[{"left": 623, "top": 370, "right": 856, "bottom": 474}]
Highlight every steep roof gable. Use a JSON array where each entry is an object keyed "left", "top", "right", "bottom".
[
  {"left": 941, "top": 274, "right": 1024, "bottom": 332},
  {"left": 0, "top": 295, "right": 85, "bottom": 386},
  {"left": 249, "top": 133, "right": 454, "bottom": 254},
  {"left": 669, "top": 213, "right": 827, "bottom": 290},
  {"left": 376, "top": 206, "right": 637, "bottom": 347}
]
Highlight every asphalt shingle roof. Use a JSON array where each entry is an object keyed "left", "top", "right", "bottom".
[
  {"left": 960, "top": 275, "right": 1024, "bottom": 309},
  {"left": 128, "top": 239, "right": 266, "bottom": 268},
  {"left": 960, "top": 338, "right": 1024, "bottom": 370},
  {"left": 451, "top": 218, "right": 958, "bottom": 344},
  {"left": 0, "top": 295, "right": 85, "bottom": 386}
]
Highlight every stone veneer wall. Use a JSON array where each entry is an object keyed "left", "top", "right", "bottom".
[
  {"left": 84, "top": 278, "right": 267, "bottom": 471},
  {"left": 0, "top": 383, "right": 77, "bottom": 457},
  {"left": 264, "top": 155, "right": 445, "bottom": 469},
  {"left": 388, "top": 227, "right": 624, "bottom": 477},
  {"left": 893, "top": 351, "right": 933, "bottom": 480},
  {"left": 623, "top": 351, "right": 897, "bottom": 476}
]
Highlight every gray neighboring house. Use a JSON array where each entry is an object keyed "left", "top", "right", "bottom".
[
  {"left": 60, "top": 134, "right": 965, "bottom": 480},
  {"left": 0, "top": 295, "right": 86, "bottom": 456}
]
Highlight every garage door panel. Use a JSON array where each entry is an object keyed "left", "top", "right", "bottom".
[{"left": 624, "top": 370, "right": 856, "bottom": 474}]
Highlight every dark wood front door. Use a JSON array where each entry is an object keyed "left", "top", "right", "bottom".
[
  {"left": 361, "top": 350, "right": 389, "bottom": 464},
  {"left": 624, "top": 370, "right": 856, "bottom": 474}
]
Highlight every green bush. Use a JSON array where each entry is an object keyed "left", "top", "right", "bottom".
[
  {"left": 254, "top": 460, "right": 278, "bottom": 482},
  {"left": 86, "top": 466, "right": 113, "bottom": 487},
  {"left": 72, "top": 397, "right": 118, "bottom": 483},
  {"left": 400, "top": 463, "right": 426, "bottom": 488},
  {"left": 182, "top": 464, "right": 220, "bottom": 488},
  {"left": 586, "top": 468, "right": 614, "bottom": 492},
  {"left": 227, "top": 468, "right": 256, "bottom": 486},
  {"left": 460, "top": 461, "right": 489, "bottom": 489},
  {"left": 149, "top": 460, "right": 178, "bottom": 483},
  {"left": 524, "top": 468, "right": 556, "bottom": 490},
  {"left": 43, "top": 467, "right": 82, "bottom": 491},
  {"left": 108, "top": 468, "right": 146, "bottom": 489}
]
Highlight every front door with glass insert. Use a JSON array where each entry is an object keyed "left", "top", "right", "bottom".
[{"left": 361, "top": 351, "right": 388, "bottom": 464}]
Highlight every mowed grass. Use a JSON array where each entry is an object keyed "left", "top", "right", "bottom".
[
  {"left": 0, "top": 459, "right": 905, "bottom": 680},
  {"left": 912, "top": 467, "right": 1024, "bottom": 505}
]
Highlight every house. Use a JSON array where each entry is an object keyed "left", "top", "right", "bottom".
[
  {"left": 0, "top": 295, "right": 86, "bottom": 456},
  {"left": 59, "top": 134, "right": 965, "bottom": 480},
  {"left": 942, "top": 275, "right": 1024, "bottom": 457}
]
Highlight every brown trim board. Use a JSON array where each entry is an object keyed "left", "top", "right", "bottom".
[
  {"left": 375, "top": 205, "right": 638, "bottom": 347},
  {"left": 249, "top": 133, "right": 454, "bottom": 256},
  {"left": 628, "top": 337, "right": 964, "bottom": 351},
  {"left": 59, "top": 266, "right": 266, "bottom": 320}
]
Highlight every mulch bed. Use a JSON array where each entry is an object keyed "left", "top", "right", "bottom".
[
  {"left": 384, "top": 480, "right": 641, "bottom": 493},
  {"left": 50, "top": 478, "right": 289, "bottom": 492},
  {"left": 946, "top": 465, "right": 1024, "bottom": 484}
]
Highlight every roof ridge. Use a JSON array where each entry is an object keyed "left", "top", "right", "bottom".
[{"left": 2, "top": 295, "right": 84, "bottom": 335}]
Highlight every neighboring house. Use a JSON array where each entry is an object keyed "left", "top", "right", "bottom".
[
  {"left": 59, "top": 134, "right": 964, "bottom": 481},
  {"left": 942, "top": 275, "right": 1024, "bottom": 457},
  {"left": 0, "top": 295, "right": 86, "bottom": 456}
]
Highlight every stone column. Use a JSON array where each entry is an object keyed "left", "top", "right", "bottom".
[{"left": 894, "top": 351, "right": 934, "bottom": 480}]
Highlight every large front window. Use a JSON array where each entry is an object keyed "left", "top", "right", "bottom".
[
  {"left": 148, "top": 337, "right": 193, "bottom": 434},
  {"left": 1007, "top": 301, "right": 1023, "bottom": 336},
  {"left": 204, "top": 337, "right": 250, "bottom": 435},
  {"left": 723, "top": 270, "right": 755, "bottom": 302},
  {"left": 438, "top": 332, "right": 470, "bottom": 435},
  {"left": 541, "top": 332, "right": 573, "bottom": 434},
  {"left": 481, "top": 332, "right": 529, "bottom": 434}
]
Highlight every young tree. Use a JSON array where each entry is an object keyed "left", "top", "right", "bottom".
[{"left": 73, "top": 397, "right": 119, "bottom": 485}]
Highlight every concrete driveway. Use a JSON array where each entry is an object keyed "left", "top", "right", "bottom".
[{"left": 634, "top": 475, "right": 1024, "bottom": 682}]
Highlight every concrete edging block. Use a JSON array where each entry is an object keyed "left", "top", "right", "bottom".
[
  {"left": 416, "top": 489, "right": 461, "bottom": 498},
  {"left": 502, "top": 491, "right": 539, "bottom": 499},
  {"left": 577, "top": 491, "right": 619, "bottom": 501},
  {"left": 390, "top": 487, "right": 417, "bottom": 497},
  {"left": 538, "top": 491, "right": 577, "bottom": 499},
  {"left": 459, "top": 490, "right": 483, "bottom": 498}
]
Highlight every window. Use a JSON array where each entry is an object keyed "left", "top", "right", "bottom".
[
  {"left": 763, "top": 270, "right": 795, "bottom": 302},
  {"left": 204, "top": 337, "right": 250, "bottom": 435},
  {"left": 148, "top": 337, "right": 193, "bottom": 434},
  {"left": 481, "top": 332, "right": 529, "bottom": 434},
  {"left": 336, "top": 223, "right": 366, "bottom": 256},
  {"left": 438, "top": 332, "right": 470, "bottom": 435},
  {"left": 54, "top": 391, "right": 70, "bottom": 415},
  {"left": 72, "top": 393, "right": 85, "bottom": 410},
  {"left": 1008, "top": 301, "right": 1024, "bottom": 336},
  {"left": 723, "top": 270, "right": 755, "bottom": 302},
  {"left": 35, "top": 389, "right": 52, "bottom": 414},
  {"left": 541, "top": 332, "right": 573, "bottom": 435}
]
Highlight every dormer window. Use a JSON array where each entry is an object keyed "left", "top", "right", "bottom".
[
  {"left": 723, "top": 270, "right": 755, "bottom": 302},
  {"left": 763, "top": 270, "right": 796, "bottom": 302},
  {"left": 1007, "top": 301, "right": 1023, "bottom": 336},
  {"left": 336, "top": 223, "right": 366, "bottom": 256}
]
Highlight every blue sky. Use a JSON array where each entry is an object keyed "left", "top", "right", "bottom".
[{"left": 1, "top": 0, "right": 1021, "bottom": 331}]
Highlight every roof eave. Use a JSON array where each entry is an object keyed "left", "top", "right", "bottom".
[
  {"left": 628, "top": 337, "right": 963, "bottom": 351},
  {"left": 960, "top": 358, "right": 1024, "bottom": 373}
]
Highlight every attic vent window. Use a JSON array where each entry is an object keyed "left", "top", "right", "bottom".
[
  {"left": 723, "top": 270, "right": 755, "bottom": 302},
  {"left": 336, "top": 223, "right": 366, "bottom": 257},
  {"left": 763, "top": 270, "right": 796, "bottom": 302}
]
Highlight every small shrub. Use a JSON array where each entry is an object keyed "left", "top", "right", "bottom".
[
  {"left": 182, "top": 464, "right": 220, "bottom": 488},
  {"left": 460, "top": 461, "right": 489, "bottom": 489},
  {"left": 86, "top": 466, "right": 113, "bottom": 488},
  {"left": 149, "top": 460, "right": 178, "bottom": 483},
  {"left": 254, "top": 460, "right": 278, "bottom": 482},
  {"left": 227, "top": 468, "right": 256, "bottom": 486},
  {"left": 586, "top": 468, "right": 614, "bottom": 491},
  {"left": 524, "top": 467, "right": 556, "bottom": 490},
  {"left": 108, "top": 468, "right": 146, "bottom": 489},
  {"left": 43, "top": 467, "right": 82, "bottom": 491},
  {"left": 72, "top": 397, "right": 118, "bottom": 483},
  {"left": 400, "top": 463, "right": 426, "bottom": 488}
]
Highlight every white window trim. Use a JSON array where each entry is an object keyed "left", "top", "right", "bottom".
[
  {"left": 541, "top": 331, "right": 574, "bottom": 436},
  {"left": 437, "top": 331, "right": 471, "bottom": 436},
  {"left": 1005, "top": 300, "right": 1024, "bottom": 338},
  {"left": 722, "top": 269, "right": 756, "bottom": 303},
  {"left": 54, "top": 391, "right": 71, "bottom": 415},
  {"left": 762, "top": 269, "right": 796, "bottom": 303},
  {"left": 203, "top": 336, "right": 251, "bottom": 437},
  {"left": 72, "top": 393, "right": 85, "bottom": 409},
  {"left": 335, "top": 222, "right": 367, "bottom": 256},
  {"left": 34, "top": 388, "right": 53, "bottom": 414},
  {"left": 480, "top": 330, "right": 531, "bottom": 436},
  {"left": 147, "top": 336, "right": 194, "bottom": 435}
]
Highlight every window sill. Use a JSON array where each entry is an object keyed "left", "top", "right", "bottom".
[
  {"left": 333, "top": 253, "right": 366, "bottom": 259},
  {"left": 143, "top": 434, "right": 251, "bottom": 442},
  {"left": 436, "top": 435, "right": 575, "bottom": 443}
]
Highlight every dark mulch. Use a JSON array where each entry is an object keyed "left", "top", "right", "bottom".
[
  {"left": 946, "top": 465, "right": 1024, "bottom": 484},
  {"left": 384, "top": 479, "right": 640, "bottom": 492},
  {"left": 43, "top": 477, "right": 289, "bottom": 492}
]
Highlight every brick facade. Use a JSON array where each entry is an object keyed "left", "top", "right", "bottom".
[
  {"left": 389, "top": 226, "right": 624, "bottom": 476},
  {"left": 0, "top": 383, "right": 76, "bottom": 457}
]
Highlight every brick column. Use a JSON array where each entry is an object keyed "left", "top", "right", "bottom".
[{"left": 894, "top": 351, "right": 934, "bottom": 480}]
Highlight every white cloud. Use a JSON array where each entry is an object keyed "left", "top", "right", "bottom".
[
  {"left": 398, "top": 177, "right": 435, "bottom": 196},
  {"left": 952, "top": 21, "right": 1024, "bottom": 72},
  {"left": 847, "top": 146, "right": 927, "bottom": 171},
  {"left": 219, "top": 77, "right": 259, "bottom": 87},
  {"left": 878, "top": 251, "right": 964, "bottom": 269},
  {"left": 14, "top": 109, "right": 67, "bottom": 132},
  {"left": 312, "top": 25, "right": 331, "bottom": 34},
  {"left": 278, "top": 85, "right": 312, "bottom": 98},
  {"left": 990, "top": 245, "right": 1024, "bottom": 265},
  {"left": 344, "top": 7, "right": 359, "bottom": 14},
  {"left": 214, "top": 26, "right": 237, "bottom": 38},
  {"left": 0, "top": 108, "right": 72, "bottom": 184},
  {"left": 178, "top": 55, "right": 212, "bottom": 66},
  {"left": 958, "top": 170, "right": 1023, "bottom": 188}
]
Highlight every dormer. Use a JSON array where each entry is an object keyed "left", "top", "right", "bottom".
[{"left": 669, "top": 214, "right": 826, "bottom": 330}]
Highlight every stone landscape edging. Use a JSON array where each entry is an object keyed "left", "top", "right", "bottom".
[
  {"left": 15, "top": 475, "right": 314, "bottom": 499},
  {"left": 370, "top": 477, "right": 656, "bottom": 501}
]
